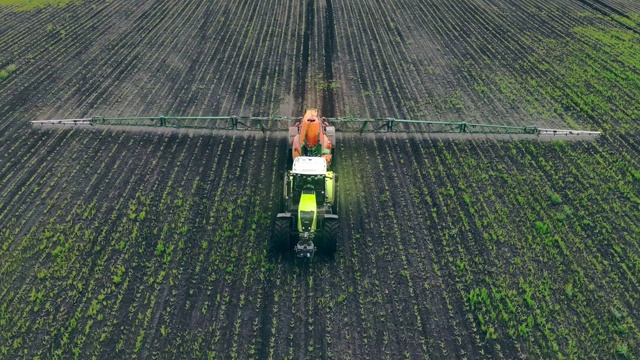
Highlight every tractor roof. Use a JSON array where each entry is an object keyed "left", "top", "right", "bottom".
[{"left": 292, "top": 156, "right": 327, "bottom": 175}]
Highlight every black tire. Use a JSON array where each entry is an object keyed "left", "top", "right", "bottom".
[
  {"left": 321, "top": 217, "right": 339, "bottom": 255},
  {"left": 272, "top": 217, "right": 291, "bottom": 252}
]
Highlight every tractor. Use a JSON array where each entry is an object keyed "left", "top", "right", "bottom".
[
  {"left": 273, "top": 109, "right": 339, "bottom": 257},
  {"left": 273, "top": 156, "right": 339, "bottom": 257}
]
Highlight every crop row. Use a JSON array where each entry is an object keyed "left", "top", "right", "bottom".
[{"left": 1, "top": 0, "right": 639, "bottom": 358}]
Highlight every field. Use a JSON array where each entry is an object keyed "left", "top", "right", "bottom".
[{"left": 0, "top": 0, "right": 639, "bottom": 358}]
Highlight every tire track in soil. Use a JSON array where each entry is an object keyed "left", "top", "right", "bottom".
[
  {"left": 321, "top": 0, "right": 337, "bottom": 117},
  {"left": 295, "top": 0, "right": 338, "bottom": 116},
  {"left": 296, "top": 0, "right": 314, "bottom": 113}
]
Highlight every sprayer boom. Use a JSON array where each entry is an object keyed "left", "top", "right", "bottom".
[{"left": 31, "top": 115, "right": 601, "bottom": 138}]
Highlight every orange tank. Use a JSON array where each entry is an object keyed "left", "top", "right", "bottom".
[{"left": 292, "top": 109, "right": 332, "bottom": 165}]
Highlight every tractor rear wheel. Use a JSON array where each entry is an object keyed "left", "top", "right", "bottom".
[
  {"left": 321, "top": 216, "right": 339, "bottom": 255},
  {"left": 272, "top": 216, "right": 292, "bottom": 252}
]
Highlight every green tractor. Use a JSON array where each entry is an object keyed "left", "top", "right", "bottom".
[{"left": 272, "top": 156, "right": 339, "bottom": 257}]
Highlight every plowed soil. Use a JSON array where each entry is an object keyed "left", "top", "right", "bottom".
[{"left": 0, "top": 0, "right": 639, "bottom": 359}]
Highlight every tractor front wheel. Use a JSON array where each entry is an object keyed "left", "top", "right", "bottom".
[
  {"left": 321, "top": 216, "right": 339, "bottom": 255},
  {"left": 272, "top": 216, "right": 292, "bottom": 252}
]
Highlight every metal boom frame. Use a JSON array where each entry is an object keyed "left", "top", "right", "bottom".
[{"left": 31, "top": 115, "right": 601, "bottom": 137}]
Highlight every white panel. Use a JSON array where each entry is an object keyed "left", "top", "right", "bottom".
[{"left": 292, "top": 157, "right": 327, "bottom": 175}]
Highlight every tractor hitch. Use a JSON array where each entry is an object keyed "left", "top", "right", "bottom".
[{"left": 295, "top": 233, "right": 316, "bottom": 258}]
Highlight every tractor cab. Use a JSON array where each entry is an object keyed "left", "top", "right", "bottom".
[
  {"left": 288, "top": 157, "right": 335, "bottom": 208},
  {"left": 291, "top": 157, "right": 327, "bottom": 204}
]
